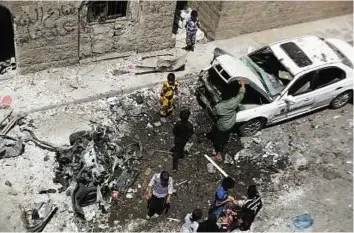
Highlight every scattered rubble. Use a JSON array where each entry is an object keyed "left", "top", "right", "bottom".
[{"left": 21, "top": 124, "right": 143, "bottom": 221}]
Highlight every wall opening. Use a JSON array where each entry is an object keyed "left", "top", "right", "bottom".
[
  {"left": 87, "top": 1, "right": 128, "bottom": 23},
  {"left": 173, "top": 1, "right": 188, "bottom": 34},
  {"left": 0, "top": 5, "right": 16, "bottom": 75}
]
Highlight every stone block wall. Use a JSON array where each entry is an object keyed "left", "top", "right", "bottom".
[
  {"left": 1, "top": 1, "right": 80, "bottom": 73},
  {"left": 187, "top": 1, "right": 222, "bottom": 40},
  {"left": 0, "top": 1, "right": 176, "bottom": 74},
  {"left": 79, "top": 1, "right": 176, "bottom": 58},
  {"left": 215, "top": 1, "right": 353, "bottom": 40}
]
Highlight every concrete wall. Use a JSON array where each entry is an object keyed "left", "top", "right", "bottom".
[
  {"left": 0, "top": 1, "right": 176, "bottom": 74},
  {"left": 187, "top": 1, "right": 222, "bottom": 40},
  {"left": 79, "top": 1, "right": 176, "bottom": 59},
  {"left": 215, "top": 1, "right": 353, "bottom": 40},
  {"left": 0, "top": 1, "right": 80, "bottom": 73}
]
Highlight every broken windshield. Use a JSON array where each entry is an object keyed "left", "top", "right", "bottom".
[{"left": 244, "top": 47, "right": 293, "bottom": 98}]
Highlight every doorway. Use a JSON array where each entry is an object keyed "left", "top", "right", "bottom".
[
  {"left": 172, "top": 1, "right": 188, "bottom": 34},
  {"left": 0, "top": 5, "right": 16, "bottom": 75}
]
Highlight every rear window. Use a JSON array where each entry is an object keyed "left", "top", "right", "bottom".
[
  {"left": 280, "top": 42, "right": 312, "bottom": 67},
  {"left": 324, "top": 41, "right": 353, "bottom": 68}
]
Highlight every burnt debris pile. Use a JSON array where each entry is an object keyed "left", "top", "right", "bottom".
[{"left": 23, "top": 125, "right": 143, "bottom": 221}]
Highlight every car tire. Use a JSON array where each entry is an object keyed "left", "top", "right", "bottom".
[
  {"left": 330, "top": 91, "right": 352, "bottom": 109},
  {"left": 237, "top": 118, "right": 266, "bottom": 137}
]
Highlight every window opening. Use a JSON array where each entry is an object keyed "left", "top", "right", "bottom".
[{"left": 87, "top": 1, "right": 128, "bottom": 23}]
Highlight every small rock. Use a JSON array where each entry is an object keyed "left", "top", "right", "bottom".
[
  {"left": 146, "top": 123, "right": 153, "bottom": 129},
  {"left": 154, "top": 122, "right": 162, "bottom": 127},
  {"left": 137, "top": 184, "right": 141, "bottom": 189},
  {"left": 5, "top": 180, "right": 12, "bottom": 187},
  {"left": 144, "top": 167, "right": 152, "bottom": 176},
  {"left": 333, "top": 115, "right": 340, "bottom": 119},
  {"left": 252, "top": 138, "right": 261, "bottom": 144},
  {"left": 346, "top": 161, "right": 352, "bottom": 164},
  {"left": 66, "top": 189, "right": 72, "bottom": 196},
  {"left": 126, "top": 193, "right": 133, "bottom": 199},
  {"left": 43, "top": 154, "right": 50, "bottom": 161},
  {"left": 160, "top": 118, "right": 167, "bottom": 123},
  {"left": 135, "top": 95, "right": 144, "bottom": 104},
  {"left": 349, "top": 204, "right": 352, "bottom": 209},
  {"left": 8, "top": 189, "right": 17, "bottom": 196}
]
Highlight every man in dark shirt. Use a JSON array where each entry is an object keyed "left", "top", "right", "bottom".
[
  {"left": 197, "top": 214, "right": 220, "bottom": 232},
  {"left": 234, "top": 185, "right": 263, "bottom": 231},
  {"left": 172, "top": 109, "right": 194, "bottom": 171}
]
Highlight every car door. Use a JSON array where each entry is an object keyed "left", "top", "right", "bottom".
[
  {"left": 310, "top": 66, "right": 346, "bottom": 108},
  {"left": 283, "top": 71, "right": 318, "bottom": 119}
]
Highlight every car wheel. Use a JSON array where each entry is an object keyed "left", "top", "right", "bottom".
[
  {"left": 238, "top": 118, "right": 266, "bottom": 137},
  {"left": 330, "top": 91, "right": 352, "bottom": 109}
]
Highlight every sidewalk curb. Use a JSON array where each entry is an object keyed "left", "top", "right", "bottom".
[{"left": 20, "top": 71, "right": 199, "bottom": 116}]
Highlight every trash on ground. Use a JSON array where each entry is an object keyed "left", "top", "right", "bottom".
[
  {"left": 224, "top": 153, "right": 234, "bottom": 165},
  {"left": 291, "top": 214, "right": 314, "bottom": 230},
  {"left": 252, "top": 138, "right": 261, "bottom": 144},
  {"left": 23, "top": 201, "right": 58, "bottom": 232},
  {"left": 204, "top": 154, "right": 228, "bottom": 177},
  {"left": 207, "top": 163, "right": 215, "bottom": 174},
  {"left": 0, "top": 135, "right": 25, "bottom": 159},
  {"left": 133, "top": 53, "right": 187, "bottom": 75},
  {"left": 22, "top": 125, "right": 143, "bottom": 220}
]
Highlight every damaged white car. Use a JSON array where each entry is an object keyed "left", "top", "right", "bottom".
[{"left": 196, "top": 35, "right": 353, "bottom": 136}]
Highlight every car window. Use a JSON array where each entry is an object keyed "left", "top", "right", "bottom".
[
  {"left": 288, "top": 71, "right": 317, "bottom": 96},
  {"left": 313, "top": 67, "right": 345, "bottom": 89}
]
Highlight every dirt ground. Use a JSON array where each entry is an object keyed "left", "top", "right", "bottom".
[{"left": 0, "top": 80, "right": 352, "bottom": 232}]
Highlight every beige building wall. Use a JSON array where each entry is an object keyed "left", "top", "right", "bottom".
[
  {"left": 0, "top": 1, "right": 176, "bottom": 74},
  {"left": 187, "top": 1, "right": 223, "bottom": 40},
  {"left": 189, "top": 1, "right": 353, "bottom": 40}
]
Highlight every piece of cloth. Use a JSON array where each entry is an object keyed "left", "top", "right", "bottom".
[
  {"left": 208, "top": 124, "right": 231, "bottom": 154},
  {"left": 147, "top": 195, "right": 166, "bottom": 217},
  {"left": 209, "top": 185, "right": 229, "bottom": 218},
  {"left": 148, "top": 173, "right": 174, "bottom": 198},
  {"left": 160, "top": 81, "right": 178, "bottom": 116},
  {"left": 182, "top": 213, "right": 199, "bottom": 233},
  {"left": 213, "top": 87, "right": 245, "bottom": 132},
  {"left": 197, "top": 219, "right": 220, "bottom": 232}
]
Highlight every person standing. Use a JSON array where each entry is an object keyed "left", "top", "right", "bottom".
[
  {"left": 146, "top": 171, "right": 174, "bottom": 219},
  {"left": 185, "top": 10, "right": 200, "bottom": 51},
  {"left": 209, "top": 177, "right": 236, "bottom": 218},
  {"left": 181, "top": 208, "right": 203, "bottom": 233},
  {"left": 160, "top": 73, "right": 179, "bottom": 117},
  {"left": 234, "top": 185, "right": 263, "bottom": 231},
  {"left": 172, "top": 109, "right": 194, "bottom": 172},
  {"left": 208, "top": 80, "right": 246, "bottom": 161}
]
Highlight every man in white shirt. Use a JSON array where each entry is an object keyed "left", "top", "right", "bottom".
[
  {"left": 182, "top": 208, "right": 203, "bottom": 232},
  {"left": 146, "top": 171, "right": 173, "bottom": 219}
]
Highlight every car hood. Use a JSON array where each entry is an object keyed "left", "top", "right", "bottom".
[{"left": 212, "top": 48, "right": 271, "bottom": 101}]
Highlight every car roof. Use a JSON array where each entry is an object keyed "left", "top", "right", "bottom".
[{"left": 270, "top": 35, "right": 341, "bottom": 75}]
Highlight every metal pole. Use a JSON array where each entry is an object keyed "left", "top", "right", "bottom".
[{"left": 204, "top": 154, "right": 228, "bottom": 177}]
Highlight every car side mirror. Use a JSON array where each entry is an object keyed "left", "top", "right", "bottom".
[{"left": 283, "top": 95, "right": 296, "bottom": 104}]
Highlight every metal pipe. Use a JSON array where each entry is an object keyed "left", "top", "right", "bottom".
[{"left": 204, "top": 154, "right": 228, "bottom": 177}]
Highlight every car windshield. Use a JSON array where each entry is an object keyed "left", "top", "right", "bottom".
[{"left": 243, "top": 47, "right": 292, "bottom": 98}]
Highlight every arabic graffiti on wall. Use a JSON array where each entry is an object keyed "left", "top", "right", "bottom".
[{"left": 15, "top": 4, "right": 77, "bottom": 44}]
